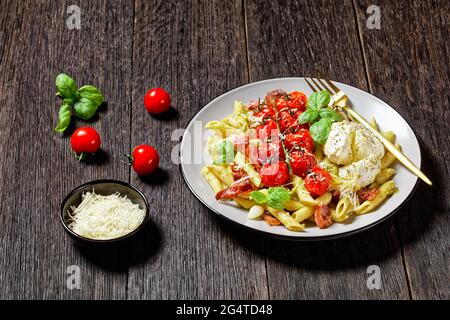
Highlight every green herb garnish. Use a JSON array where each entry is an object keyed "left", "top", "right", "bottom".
[
  {"left": 298, "top": 91, "right": 342, "bottom": 144},
  {"left": 250, "top": 187, "right": 291, "bottom": 210},
  {"left": 54, "top": 73, "right": 104, "bottom": 132}
]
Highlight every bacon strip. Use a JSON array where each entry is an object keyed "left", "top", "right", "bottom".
[
  {"left": 314, "top": 205, "right": 333, "bottom": 229},
  {"left": 215, "top": 176, "right": 254, "bottom": 200},
  {"left": 262, "top": 212, "right": 281, "bottom": 226},
  {"left": 358, "top": 187, "right": 379, "bottom": 201}
]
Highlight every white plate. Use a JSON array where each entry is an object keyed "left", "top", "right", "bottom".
[{"left": 180, "top": 78, "right": 420, "bottom": 240}]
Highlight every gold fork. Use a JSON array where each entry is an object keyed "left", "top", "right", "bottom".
[{"left": 305, "top": 77, "right": 432, "bottom": 186}]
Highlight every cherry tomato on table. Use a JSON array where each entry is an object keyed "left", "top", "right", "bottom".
[
  {"left": 289, "top": 148, "right": 317, "bottom": 178},
  {"left": 128, "top": 144, "right": 160, "bottom": 175},
  {"left": 259, "top": 161, "right": 290, "bottom": 187},
  {"left": 304, "top": 166, "right": 332, "bottom": 198},
  {"left": 144, "top": 88, "right": 171, "bottom": 114},
  {"left": 284, "top": 129, "right": 314, "bottom": 152},
  {"left": 70, "top": 127, "right": 101, "bottom": 160}
]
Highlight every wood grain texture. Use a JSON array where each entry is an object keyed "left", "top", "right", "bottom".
[
  {"left": 0, "top": 0, "right": 447, "bottom": 300},
  {"left": 0, "top": 0, "right": 133, "bottom": 299},
  {"left": 244, "top": 0, "right": 410, "bottom": 299},
  {"left": 127, "top": 0, "right": 268, "bottom": 299},
  {"left": 354, "top": 0, "right": 450, "bottom": 299}
]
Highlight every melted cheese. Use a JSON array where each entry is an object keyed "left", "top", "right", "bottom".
[
  {"left": 68, "top": 191, "right": 145, "bottom": 240},
  {"left": 338, "top": 155, "right": 381, "bottom": 189},
  {"left": 324, "top": 120, "right": 385, "bottom": 190},
  {"left": 324, "top": 121, "right": 354, "bottom": 165}
]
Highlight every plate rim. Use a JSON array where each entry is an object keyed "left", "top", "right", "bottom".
[{"left": 179, "top": 77, "right": 421, "bottom": 241}]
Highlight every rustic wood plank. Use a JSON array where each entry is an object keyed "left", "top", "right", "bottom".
[
  {"left": 354, "top": 0, "right": 450, "bottom": 299},
  {"left": 244, "top": 0, "right": 410, "bottom": 299},
  {"left": 0, "top": 0, "right": 133, "bottom": 298},
  {"left": 127, "top": 0, "right": 269, "bottom": 299}
]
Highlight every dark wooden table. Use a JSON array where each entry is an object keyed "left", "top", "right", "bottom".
[{"left": 0, "top": 0, "right": 448, "bottom": 300}]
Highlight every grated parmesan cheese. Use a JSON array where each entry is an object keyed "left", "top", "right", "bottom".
[{"left": 68, "top": 190, "right": 145, "bottom": 240}]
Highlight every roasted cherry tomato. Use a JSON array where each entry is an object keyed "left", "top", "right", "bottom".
[
  {"left": 258, "top": 141, "right": 285, "bottom": 164},
  {"left": 259, "top": 161, "right": 290, "bottom": 187},
  {"left": 128, "top": 144, "right": 160, "bottom": 175},
  {"left": 254, "top": 106, "right": 275, "bottom": 120},
  {"left": 288, "top": 91, "right": 307, "bottom": 112},
  {"left": 304, "top": 166, "right": 332, "bottom": 198},
  {"left": 275, "top": 97, "right": 289, "bottom": 112},
  {"left": 284, "top": 129, "right": 314, "bottom": 152},
  {"left": 277, "top": 110, "right": 297, "bottom": 133},
  {"left": 70, "top": 127, "right": 101, "bottom": 159},
  {"left": 144, "top": 88, "right": 171, "bottom": 114},
  {"left": 289, "top": 148, "right": 317, "bottom": 178},
  {"left": 256, "top": 119, "right": 278, "bottom": 140}
]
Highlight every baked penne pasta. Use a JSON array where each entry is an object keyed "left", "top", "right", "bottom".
[
  {"left": 203, "top": 91, "right": 401, "bottom": 232},
  {"left": 355, "top": 180, "right": 397, "bottom": 214}
]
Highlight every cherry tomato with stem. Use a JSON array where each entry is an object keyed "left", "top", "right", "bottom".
[
  {"left": 289, "top": 148, "right": 317, "bottom": 178},
  {"left": 284, "top": 129, "right": 314, "bottom": 152},
  {"left": 304, "top": 166, "right": 332, "bottom": 198},
  {"left": 256, "top": 119, "right": 278, "bottom": 141},
  {"left": 144, "top": 88, "right": 171, "bottom": 114},
  {"left": 70, "top": 127, "right": 101, "bottom": 161},
  {"left": 127, "top": 144, "right": 160, "bottom": 176},
  {"left": 259, "top": 161, "right": 290, "bottom": 187}
]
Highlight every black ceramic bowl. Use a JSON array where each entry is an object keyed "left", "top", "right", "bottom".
[{"left": 60, "top": 179, "right": 149, "bottom": 246}]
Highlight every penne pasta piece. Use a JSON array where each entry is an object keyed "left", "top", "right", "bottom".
[
  {"left": 233, "top": 197, "right": 256, "bottom": 209},
  {"left": 381, "top": 143, "right": 401, "bottom": 168},
  {"left": 334, "top": 196, "right": 353, "bottom": 222},
  {"left": 292, "top": 206, "right": 315, "bottom": 223},
  {"left": 207, "top": 164, "right": 234, "bottom": 187},
  {"left": 247, "top": 205, "right": 264, "bottom": 219},
  {"left": 374, "top": 168, "right": 396, "bottom": 186},
  {"left": 382, "top": 131, "right": 396, "bottom": 144},
  {"left": 265, "top": 206, "right": 304, "bottom": 231},
  {"left": 355, "top": 180, "right": 397, "bottom": 214},
  {"left": 234, "top": 152, "right": 262, "bottom": 187},
  {"left": 201, "top": 167, "right": 223, "bottom": 193},
  {"left": 370, "top": 117, "right": 379, "bottom": 130},
  {"left": 292, "top": 175, "right": 332, "bottom": 206},
  {"left": 283, "top": 199, "right": 304, "bottom": 212}
]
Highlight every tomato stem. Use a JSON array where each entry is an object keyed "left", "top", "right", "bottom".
[
  {"left": 75, "top": 152, "right": 87, "bottom": 161},
  {"left": 123, "top": 154, "right": 134, "bottom": 165}
]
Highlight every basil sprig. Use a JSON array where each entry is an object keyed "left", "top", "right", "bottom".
[
  {"left": 54, "top": 74, "right": 104, "bottom": 132},
  {"left": 298, "top": 91, "right": 342, "bottom": 144},
  {"left": 250, "top": 187, "right": 291, "bottom": 211}
]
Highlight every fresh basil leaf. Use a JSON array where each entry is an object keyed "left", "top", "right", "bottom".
[
  {"left": 319, "top": 108, "right": 343, "bottom": 122},
  {"left": 73, "top": 97, "right": 98, "bottom": 120},
  {"left": 310, "top": 117, "right": 332, "bottom": 144},
  {"left": 316, "top": 91, "right": 331, "bottom": 109},
  {"left": 55, "top": 73, "right": 77, "bottom": 99},
  {"left": 307, "top": 92, "right": 320, "bottom": 110},
  {"left": 298, "top": 108, "right": 319, "bottom": 124},
  {"left": 266, "top": 187, "right": 291, "bottom": 210},
  {"left": 77, "top": 85, "right": 104, "bottom": 107},
  {"left": 55, "top": 103, "right": 72, "bottom": 132},
  {"left": 268, "top": 187, "right": 291, "bottom": 202},
  {"left": 215, "top": 140, "right": 235, "bottom": 164},
  {"left": 250, "top": 191, "right": 267, "bottom": 204},
  {"left": 307, "top": 90, "right": 331, "bottom": 111},
  {"left": 267, "top": 198, "right": 285, "bottom": 211}
]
